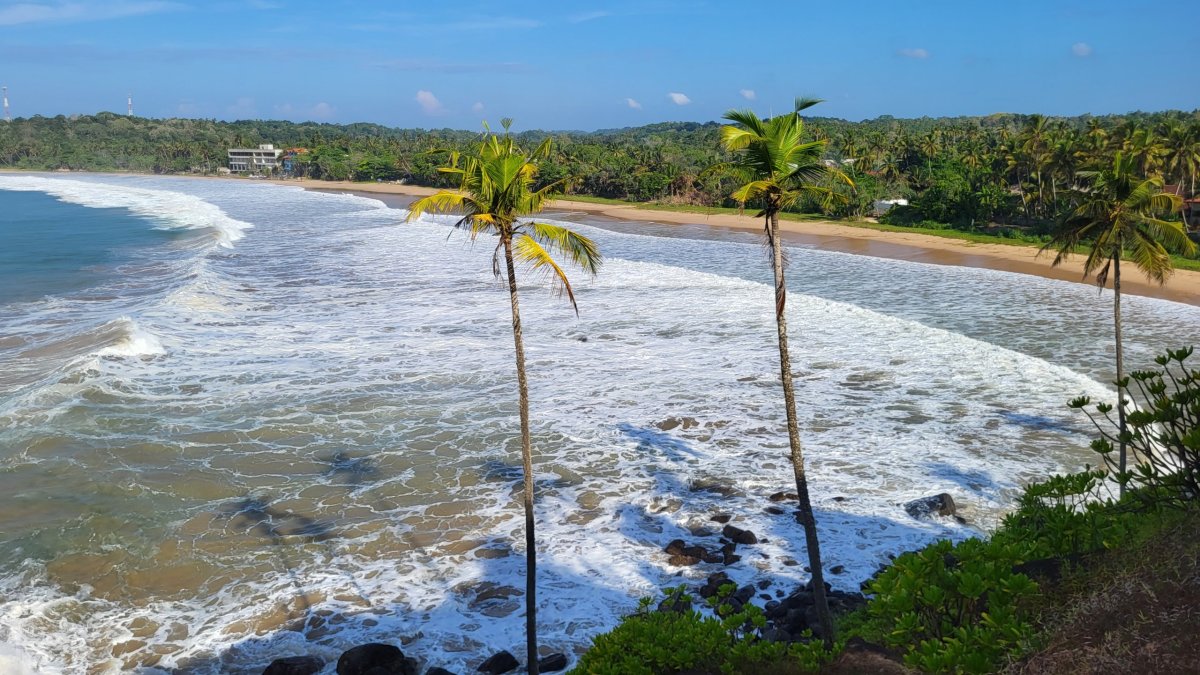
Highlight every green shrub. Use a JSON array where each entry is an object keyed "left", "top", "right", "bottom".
[
  {"left": 858, "top": 537, "right": 1039, "bottom": 673},
  {"left": 571, "top": 586, "right": 833, "bottom": 675},
  {"left": 1069, "top": 346, "right": 1200, "bottom": 507}
]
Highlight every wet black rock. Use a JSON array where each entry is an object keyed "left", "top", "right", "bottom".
[
  {"left": 263, "top": 655, "right": 324, "bottom": 675},
  {"left": 337, "top": 643, "right": 417, "bottom": 675},
  {"left": 538, "top": 653, "right": 569, "bottom": 672},
  {"left": 769, "top": 491, "right": 798, "bottom": 502},
  {"left": 829, "top": 565, "right": 845, "bottom": 575},
  {"left": 721, "top": 524, "right": 758, "bottom": 545},
  {"left": 698, "top": 571, "right": 731, "bottom": 599},
  {"left": 426, "top": 668, "right": 457, "bottom": 675},
  {"left": 664, "top": 539, "right": 687, "bottom": 556},
  {"left": 710, "top": 513, "right": 732, "bottom": 524},
  {"left": 667, "top": 554, "right": 701, "bottom": 566},
  {"left": 764, "top": 506, "right": 785, "bottom": 516},
  {"left": 903, "top": 493, "right": 957, "bottom": 519},
  {"left": 477, "top": 651, "right": 519, "bottom": 674}
]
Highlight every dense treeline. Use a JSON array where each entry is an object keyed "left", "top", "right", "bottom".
[{"left": 2, "top": 109, "right": 1198, "bottom": 237}]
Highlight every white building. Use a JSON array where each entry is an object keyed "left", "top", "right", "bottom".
[{"left": 227, "top": 144, "right": 282, "bottom": 173}]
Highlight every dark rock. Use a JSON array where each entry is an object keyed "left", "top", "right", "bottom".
[
  {"left": 667, "top": 554, "right": 701, "bottom": 566},
  {"left": 702, "top": 551, "right": 724, "bottom": 564},
  {"left": 758, "top": 593, "right": 773, "bottom": 602},
  {"left": 762, "top": 627, "right": 791, "bottom": 643},
  {"left": 765, "top": 506, "right": 785, "bottom": 516},
  {"left": 1013, "top": 555, "right": 1081, "bottom": 584},
  {"left": 903, "top": 493, "right": 957, "bottom": 519},
  {"left": 733, "top": 585, "right": 756, "bottom": 604},
  {"left": 337, "top": 644, "right": 416, "bottom": 675},
  {"left": 689, "top": 479, "right": 740, "bottom": 497},
  {"left": 782, "top": 558, "right": 799, "bottom": 567},
  {"left": 831, "top": 496, "right": 847, "bottom": 502},
  {"left": 764, "top": 600, "right": 780, "bottom": 613},
  {"left": 803, "top": 579, "right": 832, "bottom": 594},
  {"left": 537, "top": 653, "right": 569, "bottom": 672},
  {"left": 757, "top": 579, "right": 772, "bottom": 590},
  {"left": 264, "top": 655, "right": 324, "bottom": 675},
  {"left": 689, "top": 526, "right": 714, "bottom": 538},
  {"left": 769, "top": 491, "right": 798, "bottom": 502},
  {"left": 719, "top": 542, "right": 737, "bottom": 556},
  {"left": 681, "top": 545, "right": 708, "bottom": 559},
  {"left": 426, "top": 669, "right": 457, "bottom": 675},
  {"left": 710, "top": 513, "right": 732, "bottom": 524},
  {"left": 721, "top": 524, "right": 758, "bottom": 545},
  {"left": 698, "top": 572, "right": 730, "bottom": 599},
  {"left": 829, "top": 565, "right": 845, "bottom": 575},
  {"left": 477, "top": 651, "right": 519, "bottom": 674},
  {"left": 721, "top": 553, "right": 741, "bottom": 566},
  {"left": 664, "top": 539, "right": 687, "bottom": 556}
]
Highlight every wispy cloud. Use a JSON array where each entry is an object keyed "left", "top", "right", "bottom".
[
  {"left": 471, "top": 101, "right": 485, "bottom": 114},
  {"left": 1072, "top": 42, "right": 1093, "bottom": 57},
  {"left": 668, "top": 92, "right": 691, "bottom": 105},
  {"left": 310, "top": 101, "right": 335, "bottom": 119},
  {"left": 416, "top": 90, "right": 443, "bottom": 116},
  {"left": 898, "top": 47, "right": 930, "bottom": 59},
  {"left": 0, "top": 0, "right": 181, "bottom": 26},
  {"left": 625, "top": 98, "right": 642, "bottom": 110},
  {"left": 371, "top": 59, "right": 528, "bottom": 74},
  {"left": 569, "top": 10, "right": 609, "bottom": 23},
  {"left": 739, "top": 89, "right": 756, "bottom": 101},
  {"left": 226, "top": 97, "right": 257, "bottom": 118}
]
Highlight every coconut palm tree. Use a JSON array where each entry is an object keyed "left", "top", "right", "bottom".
[
  {"left": 406, "top": 122, "right": 602, "bottom": 675},
  {"left": 710, "top": 98, "right": 850, "bottom": 646},
  {"left": 1042, "top": 152, "right": 1194, "bottom": 496}
]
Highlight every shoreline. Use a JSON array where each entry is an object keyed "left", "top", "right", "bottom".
[{"left": 268, "top": 178, "right": 1200, "bottom": 307}]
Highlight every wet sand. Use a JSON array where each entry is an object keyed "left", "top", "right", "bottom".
[{"left": 274, "top": 178, "right": 1200, "bottom": 306}]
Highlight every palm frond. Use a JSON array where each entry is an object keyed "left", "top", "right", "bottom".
[
  {"left": 513, "top": 233, "right": 581, "bottom": 313},
  {"left": 524, "top": 221, "right": 603, "bottom": 275}
]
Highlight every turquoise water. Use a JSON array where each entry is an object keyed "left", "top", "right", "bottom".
[{"left": 0, "top": 190, "right": 177, "bottom": 304}]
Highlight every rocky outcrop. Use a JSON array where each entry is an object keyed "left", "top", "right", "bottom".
[
  {"left": 263, "top": 656, "right": 324, "bottom": 675},
  {"left": 476, "top": 650, "right": 519, "bottom": 674},
  {"left": 903, "top": 493, "right": 956, "bottom": 519},
  {"left": 336, "top": 643, "right": 417, "bottom": 675}
]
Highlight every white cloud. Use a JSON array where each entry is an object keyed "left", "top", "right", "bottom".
[
  {"left": 739, "top": 89, "right": 756, "bottom": 101},
  {"left": 472, "top": 101, "right": 485, "bottom": 114},
  {"left": 226, "top": 97, "right": 257, "bottom": 118},
  {"left": 310, "top": 101, "right": 335, "bottom": 119},
  {"left": 0, "top": 1, "right": 181, "bottom": 26},
  {"left": 569, "top": 10, "right": 609, "bottom": 23},
  {"left": 668, "top": 92, "right": 691, "bottom": 105},
  {"left": 415, "top": 90, "right": 443, "bottom": 115},
  {"left": 273, "top": 102, "right": 295, "bottom": 115},
  {"left": 625, "top": 98, "right": 642, "bottom": 110},
  {"left": 898, "top": 48, "right": 929, "bottom": 59},
  {"left": 1072, "top": 42, "right": 1093, "bottom": 57}
]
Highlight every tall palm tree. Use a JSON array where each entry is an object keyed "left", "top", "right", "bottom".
[
  {"left": 1042, "top": 152, "right": 1194, "bottom": 496},
  {"left": 406, "top": 122, "right": 602, "bottom": 675},
  {"left": 711, "top": 98, "right": 850, "bottom": 646}
]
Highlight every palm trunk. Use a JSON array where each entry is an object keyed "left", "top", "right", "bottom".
[
  {"left": 502, "top": 234, "right": 539, "bottom": 675},
  {"left": 1113, "top": 250, "right": 1127, "bottom": 500},
  {"left": 767, "top": 209, "right": 834, "bottom": 646}
]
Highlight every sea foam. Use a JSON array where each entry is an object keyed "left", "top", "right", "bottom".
[{"left": 0, "top": 175, "right": 252, "bottom": 248}]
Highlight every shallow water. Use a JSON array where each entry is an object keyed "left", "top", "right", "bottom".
[{"left": 2, "top": 174, "right": 1198, "bottom": 674}]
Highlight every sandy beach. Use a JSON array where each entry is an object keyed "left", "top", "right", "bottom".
[{"left": 267, "top": 178, "right": 1200, "bottom": 307}]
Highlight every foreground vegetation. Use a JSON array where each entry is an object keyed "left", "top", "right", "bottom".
[{"left": 573, "top": 347, "right": 1200, "bottom": 674}]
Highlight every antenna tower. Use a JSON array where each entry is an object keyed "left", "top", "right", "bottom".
[
  {"left": 3, "top": 87, "right": 9, "bottom": 122},
  {"left": 127, "top": 93, "right": 133, "bottom": 116}
]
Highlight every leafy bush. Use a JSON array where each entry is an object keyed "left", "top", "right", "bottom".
[
  {"left": 857, "top": 538, "right": 1039, "bottom": 673},
  {"left": 1069, "top": 347, "right": 1200, "bottom": 507},
  {"left": 571, "top": 586, "right": 832, "bottom": 675}
]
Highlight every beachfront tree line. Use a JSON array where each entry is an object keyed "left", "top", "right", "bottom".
[
  {"left": 400, "top": 100, "right": 1193, "bottom": 671},
  {"left": 2, "top": 109, "right": 1198, "bottom": 236}
]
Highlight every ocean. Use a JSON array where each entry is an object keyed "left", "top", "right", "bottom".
[{"left": 1, "top": 174, "right": 1198, "bottom": 674}]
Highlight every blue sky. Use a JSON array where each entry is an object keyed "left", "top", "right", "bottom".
[{"left": 0, "top": 0, "right": 1196, "bottom": 130}]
